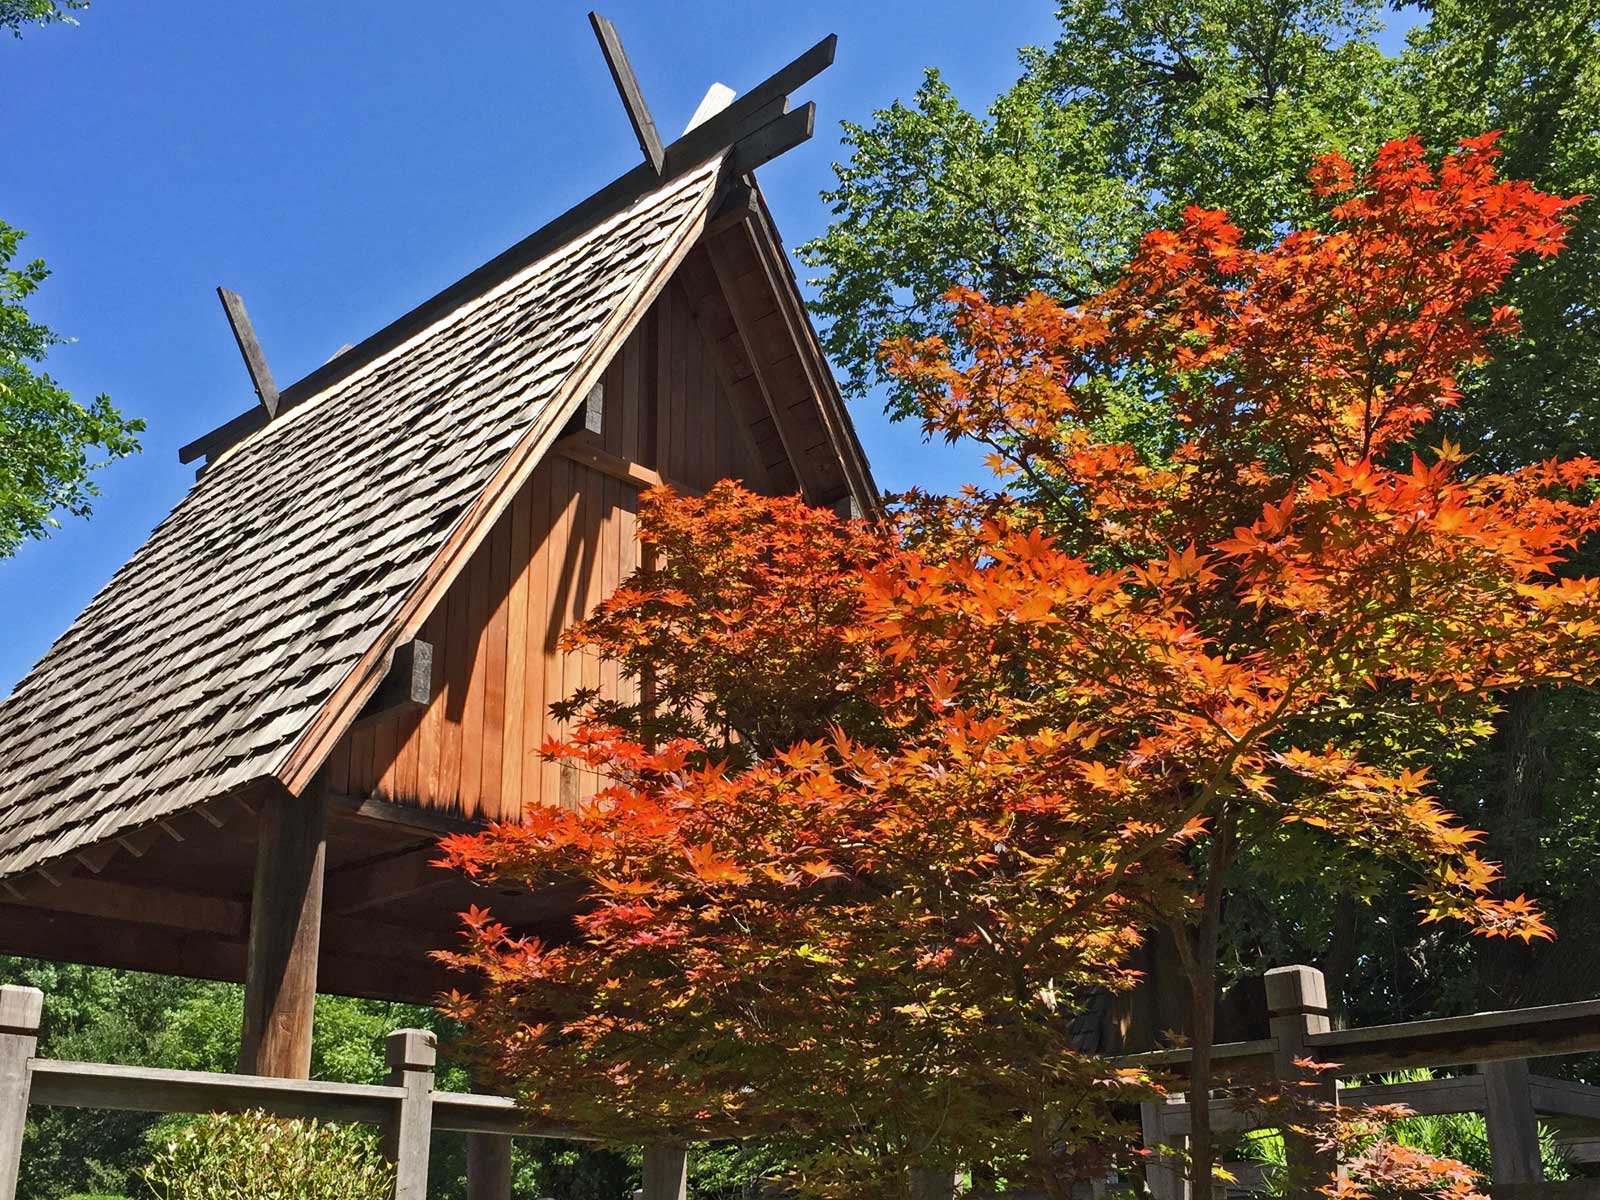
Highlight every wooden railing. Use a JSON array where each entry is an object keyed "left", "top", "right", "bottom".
[
  {"left": 8, "top": 969, "right": 1600, "bottom": 1200},
  {"left": 0, "top": 984, "right": 687, "bottom": 1200},
  {"left": 1129, "top": 965, "right": 1600, "bottom": 1200}
]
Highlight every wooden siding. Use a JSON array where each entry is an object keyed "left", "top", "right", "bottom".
[{"left": 328, "top": 282, "right": 772, "bottom": 821}]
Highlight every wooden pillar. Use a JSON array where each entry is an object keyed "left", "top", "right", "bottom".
[
  {"left": 1482, "top": 1059, "right": 1542, "bottom": 1186},
  {"left": 384, "top": 1028, "right": 437, "bottom": 1200},
  {"left": 1265, "top": 966, "right": 1338, "bottom": 1200},
  {"left": 239, "top": 779, "right": 328, "bottom": 1079},
  {"left": 0, "top": 986, "right": 43, "bottom": 1200},
  {"left": 639, "top": 1145, "right": 688, "bottom": 1200},
  {"left": 466, "top": 1132, "right": 513, "bottom": 1200}
]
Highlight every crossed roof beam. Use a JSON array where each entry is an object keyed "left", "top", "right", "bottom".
[{"left": 183, "top": 14, "right": 836, "bottom": 469}]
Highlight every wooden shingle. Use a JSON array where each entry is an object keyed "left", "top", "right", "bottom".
[{"left": 0, "top": 160, "right": 724, "bottom": 881}]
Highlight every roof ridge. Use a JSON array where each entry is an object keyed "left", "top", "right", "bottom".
[
  {"left": 181, "top": 64, "right": 827, "bottom": 469},
  {"left": 203, "top": 162, "right": 726, "bottom": 476}
]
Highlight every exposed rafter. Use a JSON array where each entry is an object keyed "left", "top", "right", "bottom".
[
  {"left": 216, "top": 287, "right": 280, "bottom": 418},
  {"left": 589, "top": 11, "right": 666, "bottom": 175}
]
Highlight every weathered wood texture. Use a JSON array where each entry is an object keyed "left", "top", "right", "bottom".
[
  {"left": 0, "top": 162, "right": 725, "bottom": 885},
  {"left": 325, "top": 283, "right": 768, "bottom": 821},
  {"left": 640, "top": 1145, "right": 689, "bottom": 1200},
  {"left": 383, "top": 1029, "right": 437, "bottom": 1200},
  {"left": 1266, "top": 966, "right": 1339, "bottom": 1200},
  {"left": 1484, "top": 1059, "right": 1543, "bottom": 1186},
  {"left": 0, "top": 987, "right": 41, "bottom": 1200},
  {"left": 239, "top": 780, "right": 328, "bottom": 1079},
  {"left": 467, "top": 1132, "right": 514, "bottom": 1200}
]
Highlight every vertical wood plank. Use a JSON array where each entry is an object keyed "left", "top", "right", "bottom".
[
  {"left": 239, "top": 778, "right": 327, "bottom": 1080},
  {"left": 480, "top": 511, "right": 511, "bottom": 819},
  {"left": 640, "top": 1145, "right": 688, "bottom": 1200},
  {"left": 1483, "top": 1059, "right": 1542, "bottom": 1185},
  {"left": 371, "top": 712, "right": 399, "bottom": 800},
  {"left": 326, "top": 734, "right": 351, "bottom": 798},
  {"left": 502, "top": 479, "right": 533, "bottom": 819},
  {"left": 0, "top": 986, "right": 42, "bottom": 1200},
  {"left": 670, "top": 295, "right": 689, "bottom": 484},
  {"left": 467, "top": 1133, "right": 513, "bottom": 1200},
  {"left": 528, "top": 463, "right": 557, "bottom": 812},
  {"left": 349, "top": 713, "right": 376, "bottom": 797},
  {"left": 656, "top": 290, "right": 675, "bottom": 478},
  {"left": 413, "top": 609, "right": 446, "bottom": 807},
  {"left": 459, "top": 527, "right": 492, "bottom": 818},
  {"left": 437, "top": 562, "right": 471, "bottom": 809},
  {"left": 622, "top": 316, "right": 643, "bottom": 465},
  {"left": 546, "top": 459, "right": 578, "bottom": 808}
]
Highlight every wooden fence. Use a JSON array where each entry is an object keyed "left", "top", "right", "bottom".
[
  {"left": 1131, "top": 965, "right": 1600, "bottom": 1200},
  {"left": 9, "top": 968, "right": 1600, "bottom": 1199},
  {"left": 0, "top": 984, "right": 688, "bottom": 1200}
]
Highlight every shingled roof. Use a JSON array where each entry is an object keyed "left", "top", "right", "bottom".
[{"left": 0, "top": 158, "right": 726, "bottom": 881}]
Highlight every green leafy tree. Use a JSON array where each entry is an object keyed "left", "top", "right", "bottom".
[
  {"left": 0, "top": 1, "right": 87, "bottom": 36},
  {"left": 803, "top": 0, "right": 1600, "bottom": 1033},
  {"left": 800, "top": 0, "right": 1408, "bottom": 409},
  {"left": 0, "top": 224, "right": 143, "bottom": 558}
]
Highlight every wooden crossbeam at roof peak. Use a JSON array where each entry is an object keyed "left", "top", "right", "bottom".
[
  {"left": 216, "top": 287, "right": 280, "bottom": 419},
  {"left": 589, "top": 11, "right": 666, "bottom": 175},
  {"left": 179, "top": 21, "right": 839, "bottom": 469}
]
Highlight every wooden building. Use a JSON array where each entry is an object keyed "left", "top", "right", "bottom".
[{"left": 0, "top": 26, "right": 875, "bottom": 1088}]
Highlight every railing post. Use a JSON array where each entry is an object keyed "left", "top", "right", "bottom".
[
  {"left": 0, "top": 986, "right": 42, "bottom": 1200},
  {"left": 1265, "top": 966, "right": 1338, "bottom": 1200},
  {"left": 640, "top": 1144, "right": 688, "bottom": 1200},
  {"left": 1482, "top": 1059, "right": 1542, "bottom": 1187},
  {"left": 1140, "top": 1098, "right": 1189, "bottom": 1200},
  {"left": 466, "top": 1130, "right": 513, "bottom": 1199},
  {"left": 383, "top": 1028, "right": 436, "bottom": 1200}
]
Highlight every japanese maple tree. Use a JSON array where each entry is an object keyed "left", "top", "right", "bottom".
[{"left": 438, "top": 135, "right": 1600, "bottom": 1197}]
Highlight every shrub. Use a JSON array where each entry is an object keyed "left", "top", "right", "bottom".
[{"left": 138, "top": 1110, "right": 394, "bottom": 1200}]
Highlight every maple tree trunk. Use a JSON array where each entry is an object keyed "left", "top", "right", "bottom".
[
  {"left": 1478, "top": 688, "right": 1548, "bottom": 1007},
  {"left": 1322, "top": 895, "right": 1358, "bottom": 1027},
  {"left": 1179, "top": 811, "right": 1235, "bottom": 1196}
]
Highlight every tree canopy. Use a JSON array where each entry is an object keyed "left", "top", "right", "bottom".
[
  {"left": 442, "top": 136, "right": 1599, "bottom": 1198},
  {"left": 0, "top": 223, "right": 143, "bottom": 559}
]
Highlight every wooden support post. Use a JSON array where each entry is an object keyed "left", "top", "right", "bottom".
[
  {"left": 640, "top": 1144, "right": 688, "bottom": 1200},
  {"left": 0, "top": 986, "right": 42, "bottom": 1200},
  {"left": 1140, "top": 1099, "right": 1190, "bottom": 1200},
  {"left": 239, "top": 780, "right": 328, "bottom": 1079},
  {"left": 466, "top": 1131, "right": 513, "bottom": 1200},
  {"left": 1482, "top": 1059, "right": 1542, "bottom": 1186},
  {"left": 1266, "top": 966, "right": 1339, "bottom": 1200},
  {"left": 383, "top": 1029, "right": 437, "bottom": 1200}
]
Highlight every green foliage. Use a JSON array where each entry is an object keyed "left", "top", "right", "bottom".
[
  {"left": 800, "top": 70, "right": 1144, "bottom": 412},
  {"left": 803, "top": 0, "right": 1600, "bottom": 1031},
  {"left": 1238, "top": 1070, "right": 1572, "bottom": 1187},
  {"left": 0, "top": 0, "right": 87, "bottom": 36},
  {"left": 137, "top": 1111, "right": 394, "bottom": 1200},
  {"left": 0, "top": 222, "right": 142, "bottom": 558},
  {"left": 1036, "top": 0, "right": 1404, "bottom": 236},
  {"left": 800, "top": 0, "right": 1407, "bottom": 409},
  {"left": 1404, "top": 0, "right": 1600, "bottom": 469}
]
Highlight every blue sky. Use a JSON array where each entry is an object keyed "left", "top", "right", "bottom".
[{"left": 0, "top": 2, "right": 1419, "bottom": 693}]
